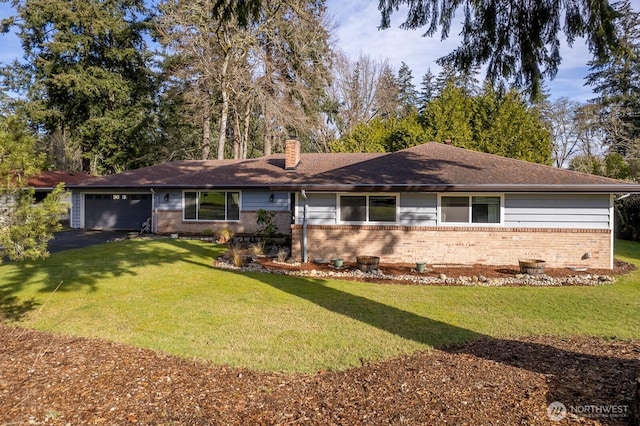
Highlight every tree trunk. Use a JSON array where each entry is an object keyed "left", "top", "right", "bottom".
[
  {"left": 264, "top": 129, "right": 272, "bottom": 156},
  {"left": 201, "top": 98, "right": 211, "bottom": 160},
  {"left": 217, "top": 53, "right": 231, "bottom": 160},
  {"left": 242, "top": 98, "right": 252, "bottom": 159},
  {"left": 233, "top": 109, "right": 240, "bottom": 159},
  {"left": 217, "top": 87, "right": 229, "bottom": 160},
  {"left": 263, "top": 98, "right": 273, "bottom": 156}
]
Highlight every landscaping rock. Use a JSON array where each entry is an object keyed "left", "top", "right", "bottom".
[{"left": 217, "top": 257, "right": 627, "bottom": 287}]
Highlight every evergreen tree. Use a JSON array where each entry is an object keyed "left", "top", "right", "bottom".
[
  {"left": 202, "top": 0, "right": 621, "bottom": 100},
  {"left": 473, "top": 86, "right": 552, "bottom": 164},
  {"left": 417, "top": 68, "right": 436, "bottom": 112},
  {"left": 585, "top": 0, "right": 640, "bottom": 159},
  {"left": 379, "top": 0, "right": 619, "bottom": 100},
  {"left": 384, "top": 110, "right": 429, "bottom": 151},
  {"left": 420, "top": 79, "right": 552, "bottom": 163},
  {"left": 582, "top": 1, "right": 640, "bottom": 241},
  {"left": 420, "top": 82, "right": 474, "bottom": 146},
  {"left": 1, "top": 0, "right": 156, "bottom": 175},
  {"left": 371, "top": 63, "right": 400, "bottom": 120},
  {"left": 330, "top": 117, "right": 388, "bottom": 153},
  {"left": 330, "top": 112, "right": 428, "bottom": 153},
  {"left": 397, "top": 62, "right": 418, "bottom": 116},
  {"left": 434, "top": 63, "right": 480, "bottom": 96},
  {"left": 0, "top": 116, "right": 66, "bottom": 262}
]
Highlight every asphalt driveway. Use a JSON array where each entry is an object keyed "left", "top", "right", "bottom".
[{"left": 48, "top": 230, "right": 130, "bottom": 254}]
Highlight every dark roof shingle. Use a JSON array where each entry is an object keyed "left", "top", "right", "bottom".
[
  {"left": 28, "top": 171, "right": 94, "bottom": 188},
  {"left": 69, "top": 143, "right": 640, "bottom": 193}
]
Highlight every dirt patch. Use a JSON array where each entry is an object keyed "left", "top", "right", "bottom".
[{"left": 1, "top": 326, "right": 638, "bottom": 425}]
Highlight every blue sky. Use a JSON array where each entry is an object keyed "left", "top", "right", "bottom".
[
  {"left": 2, "top": 0, "right": 639, "bottom": 102},
  {"left": 326, "top": 0, "right": 640, "bottom": 103}
]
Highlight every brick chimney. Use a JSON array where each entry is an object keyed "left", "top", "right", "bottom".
[{"left": 285, "top": 139, "right": 301, "bottom": 170}]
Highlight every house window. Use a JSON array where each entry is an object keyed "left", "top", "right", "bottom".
[
  {"left": 184, "top": 191, "right": 240, "bottom": 221},
  {"left": 339, "top": 194, "right": 397, "bottom": 223},
  {"left": 440, "top": 195, "right": 501, "bottom": 224}
]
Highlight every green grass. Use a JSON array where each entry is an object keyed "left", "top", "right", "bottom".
[{"left": 1, "top": 238, "right": 640, "bottom": 373}]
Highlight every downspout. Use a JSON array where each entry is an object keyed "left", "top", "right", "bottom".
[
  {"left": 610, "top": 194, "right": 615, "bottom": 269},
  {"left": 612, "top": 193, "right": 632, "bottom": 269},
  {"left": 300, "top": 190, "right": 308, "bottom": 263},
  {"left": 150, "top": 188, "right": 157, "bottom": 234}
]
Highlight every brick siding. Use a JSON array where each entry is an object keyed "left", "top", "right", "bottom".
[
  {"left": 157, "top": 210, "right": 292, "bottom": 236},
  {"left": 291, "top": 225, "right": 612, "bottom": 269},
  {"left": 285, "top": 139, "right": 300, "bottom": 170}
]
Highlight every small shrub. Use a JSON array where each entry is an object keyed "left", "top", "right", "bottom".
[
  {"left": 276, "top": 247, "right": 289, "bottom": 262},
  {"left": 217, "top": 227, "right": 234, "bottom": 243},
  {"left": 250, "top": 241, "right": 266, "bottom": 256},
  {"left": 256, "top": 209, "right": 277, "bottom": 245},
  {"left": 227, "top": 245, "right": 247, "bottom": 267}
]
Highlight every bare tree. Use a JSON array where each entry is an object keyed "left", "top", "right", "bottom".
[
  {"left": 156, "top": 0, "right": 251, "bottom": 159},
  {"left": 543, "top": 98, "right": 586, "bottom": 168},
  {"left": 327, "top": 52, "right": 400, "bottom": 138},
  {"left": 157, "top": 0, "right": 333, "bottom": 159},
  {"left": 250, "top": 0, "right": 334, "bottom": 155}
]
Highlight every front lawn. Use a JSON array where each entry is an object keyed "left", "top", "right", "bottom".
[{"left": 1, "top": 238, "right": 639, "bottom": 373}]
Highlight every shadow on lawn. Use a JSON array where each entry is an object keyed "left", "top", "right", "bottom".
[
  {"left": 0, "top": 238, "right": 220, "bottom": 321},
  {"left": 250, "top": 272, "right": 639, "bottom": 424}
]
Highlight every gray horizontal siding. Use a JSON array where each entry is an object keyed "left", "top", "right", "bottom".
[
  {"left": 157, "top": 190, "right": 182, "bottom": 211},
  {"left": 399, "top": 193, "right": 437, "bottom": 226},
  {"left": 242, "top": 190, "right": 289, "bottom": 211},
  {"left": 291, "top": 192, "right": 613, "bottom": 230},
  {"left": 300, "top": 193, "right": 337, "bottom": 225},
  {"left": 299, "top": 192, "right": 437, "bottom": 226},
  {"left": 504, "top": 194, "right": 611, "bottom": 229}
]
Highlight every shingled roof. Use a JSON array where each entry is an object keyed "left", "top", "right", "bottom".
[
  {"left": 68, "top": 142, "right": 640, "bottom": 193},
  {"left": 28, "top": 171, "right": 94, "bottom": 189}
]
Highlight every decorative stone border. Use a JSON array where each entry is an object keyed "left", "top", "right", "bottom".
[{"left": 213, "top": 259, "right": 615, "bottom": 287}]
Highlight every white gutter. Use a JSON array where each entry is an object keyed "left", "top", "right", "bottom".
[
  {"left": 615, "top": 193, "right": 632, "bottom": 201},
  {"left": 300, "top": 190, "right": 308, "bottom": 263}
]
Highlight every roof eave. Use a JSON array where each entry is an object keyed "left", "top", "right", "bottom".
[
  {"left": 269, "top": 184, "right": 640, "bottom": 193},
  {"left": 67, "top": 183, "right": 640, "bottom": 194}
]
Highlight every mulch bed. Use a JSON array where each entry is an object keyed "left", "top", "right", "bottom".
[
  {"left": 2, "top": 261, "right": 638, "bottom": 424},
  {"left": 1, "top": 325, "right": 638, "bottom": 425}
]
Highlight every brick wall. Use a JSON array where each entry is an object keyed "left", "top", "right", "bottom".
[
  {"left": 291, "top": 225, "right": 612, "bottom": 269},
  {"left": 157, "top": 210, "right": 291, "bottom": 236},
  {"left": 285, "top": 139, "right": 300, "bottom": 169}
]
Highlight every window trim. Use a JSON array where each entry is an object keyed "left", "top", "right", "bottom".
[
  {"left": 337, "top": 193, "right": 399, "bottom": 224},
  {"left": 182, "top": 190, "right": 241, "bottom": 222},
  {"left": 437, "top": 193, "right": 504, "bottom": 226}
]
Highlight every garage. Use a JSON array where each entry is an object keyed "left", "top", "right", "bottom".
[{"left": 84, "top": 193, "right": 152, "bottom": 230}]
